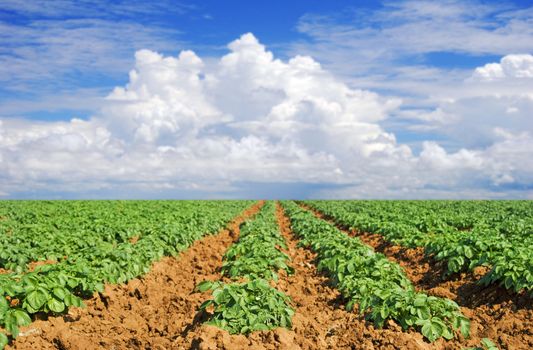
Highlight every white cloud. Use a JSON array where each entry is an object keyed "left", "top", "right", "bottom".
[
  {"left": 295, "top": 1, "right": 533, "bottom": 71},
  {"left": 0, "top": 19, "right": 182, "bottom": 92},
  {"left": 405, "top": 54, "right": 533, "bottom": 149},
  {"left": 419, "top": 142, "right": 483, "bottom": 170},
  {"left": 0, "top": 34, "right": 381, "bottom": 195},
  {"left": 0, "top": 0, "right": 189, "bottom": 18},
  {"left": 472, "top": 54, "right": 533, "bottom": 80},
  {"left": 290, "top": 1, "right": 533, "bottom": 117},
  {"left": 399, "top": 53, "right": 533, "bottom": 195},
  {"left": 0, "top": 33, "right": 532, "bottom": 198}
]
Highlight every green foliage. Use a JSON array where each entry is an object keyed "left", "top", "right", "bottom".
[
  {"left": 479, "top": 246, "right": 532, "bottom": 293},
  {"left": 281, "top": 201, "right": 470, "bottom": 343},
  {"left": 1, "top": 308, "right": 31, "bottom": 338},
  {"left": 222, "top": 202, "right": 293, "bottom": 281},
  {"left": 481, "top": 338, "right": 499, "bottom": 350},
  {"left": 197, "top": 201, "right": 295, "bottom": 334},
  {"left": 465, "top": 338, "right": 499, "bottom": 350},
  {"left": 304, "top": 200, "right": 533, "bottom": 294},
  {"left": 0, "top": 333, "right": 7, "bottom": 349},
  {"left": 0, "top": 200, "right": 253, "bottom": 348},
  {"left": 198, "top": 279, "right": 294, "bottom": 334}
]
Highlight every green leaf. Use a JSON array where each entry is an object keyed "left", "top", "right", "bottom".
[
  {"left": 504, "top": 277, "right": 513, "bottom": 290},
  {"left": 64, "top": 294, "right": 84, "bottom": 308},
  {"left": 53, "top": 287, "right": 67, "bottom": 301},
  {"left": 413, "top": 294, "right": 427, "bottom": 307},
  {"left": 441, "top": 326, "right": 454, "bottom": 340},
  {"left": 4, "top": 315, "right": 19, "bottom": 338},
  {"left": 0, "top": 298, "right": 9, "bottom": 315},
  {"left": 196, "top": 281, "right": 214, "bottom": 293},
  {"left": 0, "top": 332, "right": 8, "bottom": 349},
  {"left": 416, "top": 306, "right": 431, "bottom": 320},
  {"left": 94, "top": 282, "right": 105, "bottom": 293},
  {"left": 481, "top": 338, "right": 498, "bottom": 350},
  {"left": 22, "top": 303, "right": 39, "bottom": 314},
  {"left": 26, "top": 290, "right": 49, "bottom": 310},
  {"left": 254, "top": 323, "right": 269, "bottom": 331},
  {"left": 460, "top": 317, "right": 471, "bottom": 339},
  {"left": 464, "top": 246, "right": 474, "bottom": 259},
  {"left": 345, "top": 299, "right": 355, "bottom": 311},
  {"left": 12, "top": 310, "right": 31, "bottom": 326},
  {"left": 199, "top": 300, "right": 213, "bottom": 310},
  {"left": 421, "top": 319, "right": 444, "bottom": 342},
  {"left": 421, "top": 321, "right": 434, "bottom": 341},
  {"left": 47, "top": 298, "right": 65, "bottom": 313}
]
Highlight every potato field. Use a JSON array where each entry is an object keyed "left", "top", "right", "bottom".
[{"left": 0, "top": 200, "right": 531, "bottom": 349}]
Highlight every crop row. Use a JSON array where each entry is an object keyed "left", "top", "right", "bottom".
[
  {"left": 0, "top": 201, "right": 253, "bottom": 348},
  {"left": 281, "top": 201, "right": 470, "bottom": 342},
  {"left": 0, "top": 201, "right": 249, "bottom": 272},
  {"left": 303, "top": 200, "right": 533, "bottom": 295},
  {"left": 197, "top": 201, "right": 294, "bottom": 334}
]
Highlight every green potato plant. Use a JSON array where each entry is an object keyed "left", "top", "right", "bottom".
[
  {"left": 0, "top": 200, "right": 253, "bottom": 348},
  {"left": 197, "top": 201, "right": 295, "bottom": 334},
  {"left": 282, "top": 201, "right": 470, "bottom": 343},
  {"left": 304, "top": 200, "right": 533, "bottom": 295},
  {"left": 197, "top": 279, "right": 294, "bottom": 334}
]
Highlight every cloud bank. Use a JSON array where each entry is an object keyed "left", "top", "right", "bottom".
[{"left": 0, "top": 34, "right": 531, "bottom": 198}]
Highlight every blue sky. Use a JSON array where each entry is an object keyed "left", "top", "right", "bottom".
[
  {"left": 0, "top": 1, "right": 377, "bottom": 105},
  {"left": 0, "top": 0, "right": 532, "bottom": 199}
]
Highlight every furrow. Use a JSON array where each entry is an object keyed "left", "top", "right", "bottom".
[{"left": 9, "top": 201, "right": 264, "bottom": 350}]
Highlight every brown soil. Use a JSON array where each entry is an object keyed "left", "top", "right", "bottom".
[
  {"left": 27, "top": 260, "right": 58, "bottom": 272},
  {"left": 353, "top": 232, "right": 531, "bottom": 308},
  {"left": 272, "top": 203, "right": 432, "bottom": 349},
  {"left": 299, "top": 203, "right": 533, "bottom": 350},
  {"left": 7, "top": 201, "right": 532, "bottom": 350},
  {"left": 0, "top": 259, "right": 61, "bottom": 275},
  {"left": 9, "top": 201, "right": 264, "bottom": 350}
]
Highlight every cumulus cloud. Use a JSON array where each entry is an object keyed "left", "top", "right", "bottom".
[
  {"left": 472, "top": 54, "right": 533, "bottom": 80},
  {"left": 400, "top": 53, "right": 533, "bottom": 196},
  {"left": 1, "top": 34, "right": 391, "bottom": 196},
  {"left": 405, "top": 54, "right": 533, "bottom": 148},
  {"left": 0, "top": 34, "right": 531, "bottom": 198}
]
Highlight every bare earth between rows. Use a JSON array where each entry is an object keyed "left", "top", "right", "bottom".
[
  {"left": 9, "top": 201, "right": 265, "bottom": 349},
  {"left": 7, "top": 201, "right": 532, "bottom": 349},
  {"left": 297, "top": 203, "right": 532, "bottom": 349}
]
